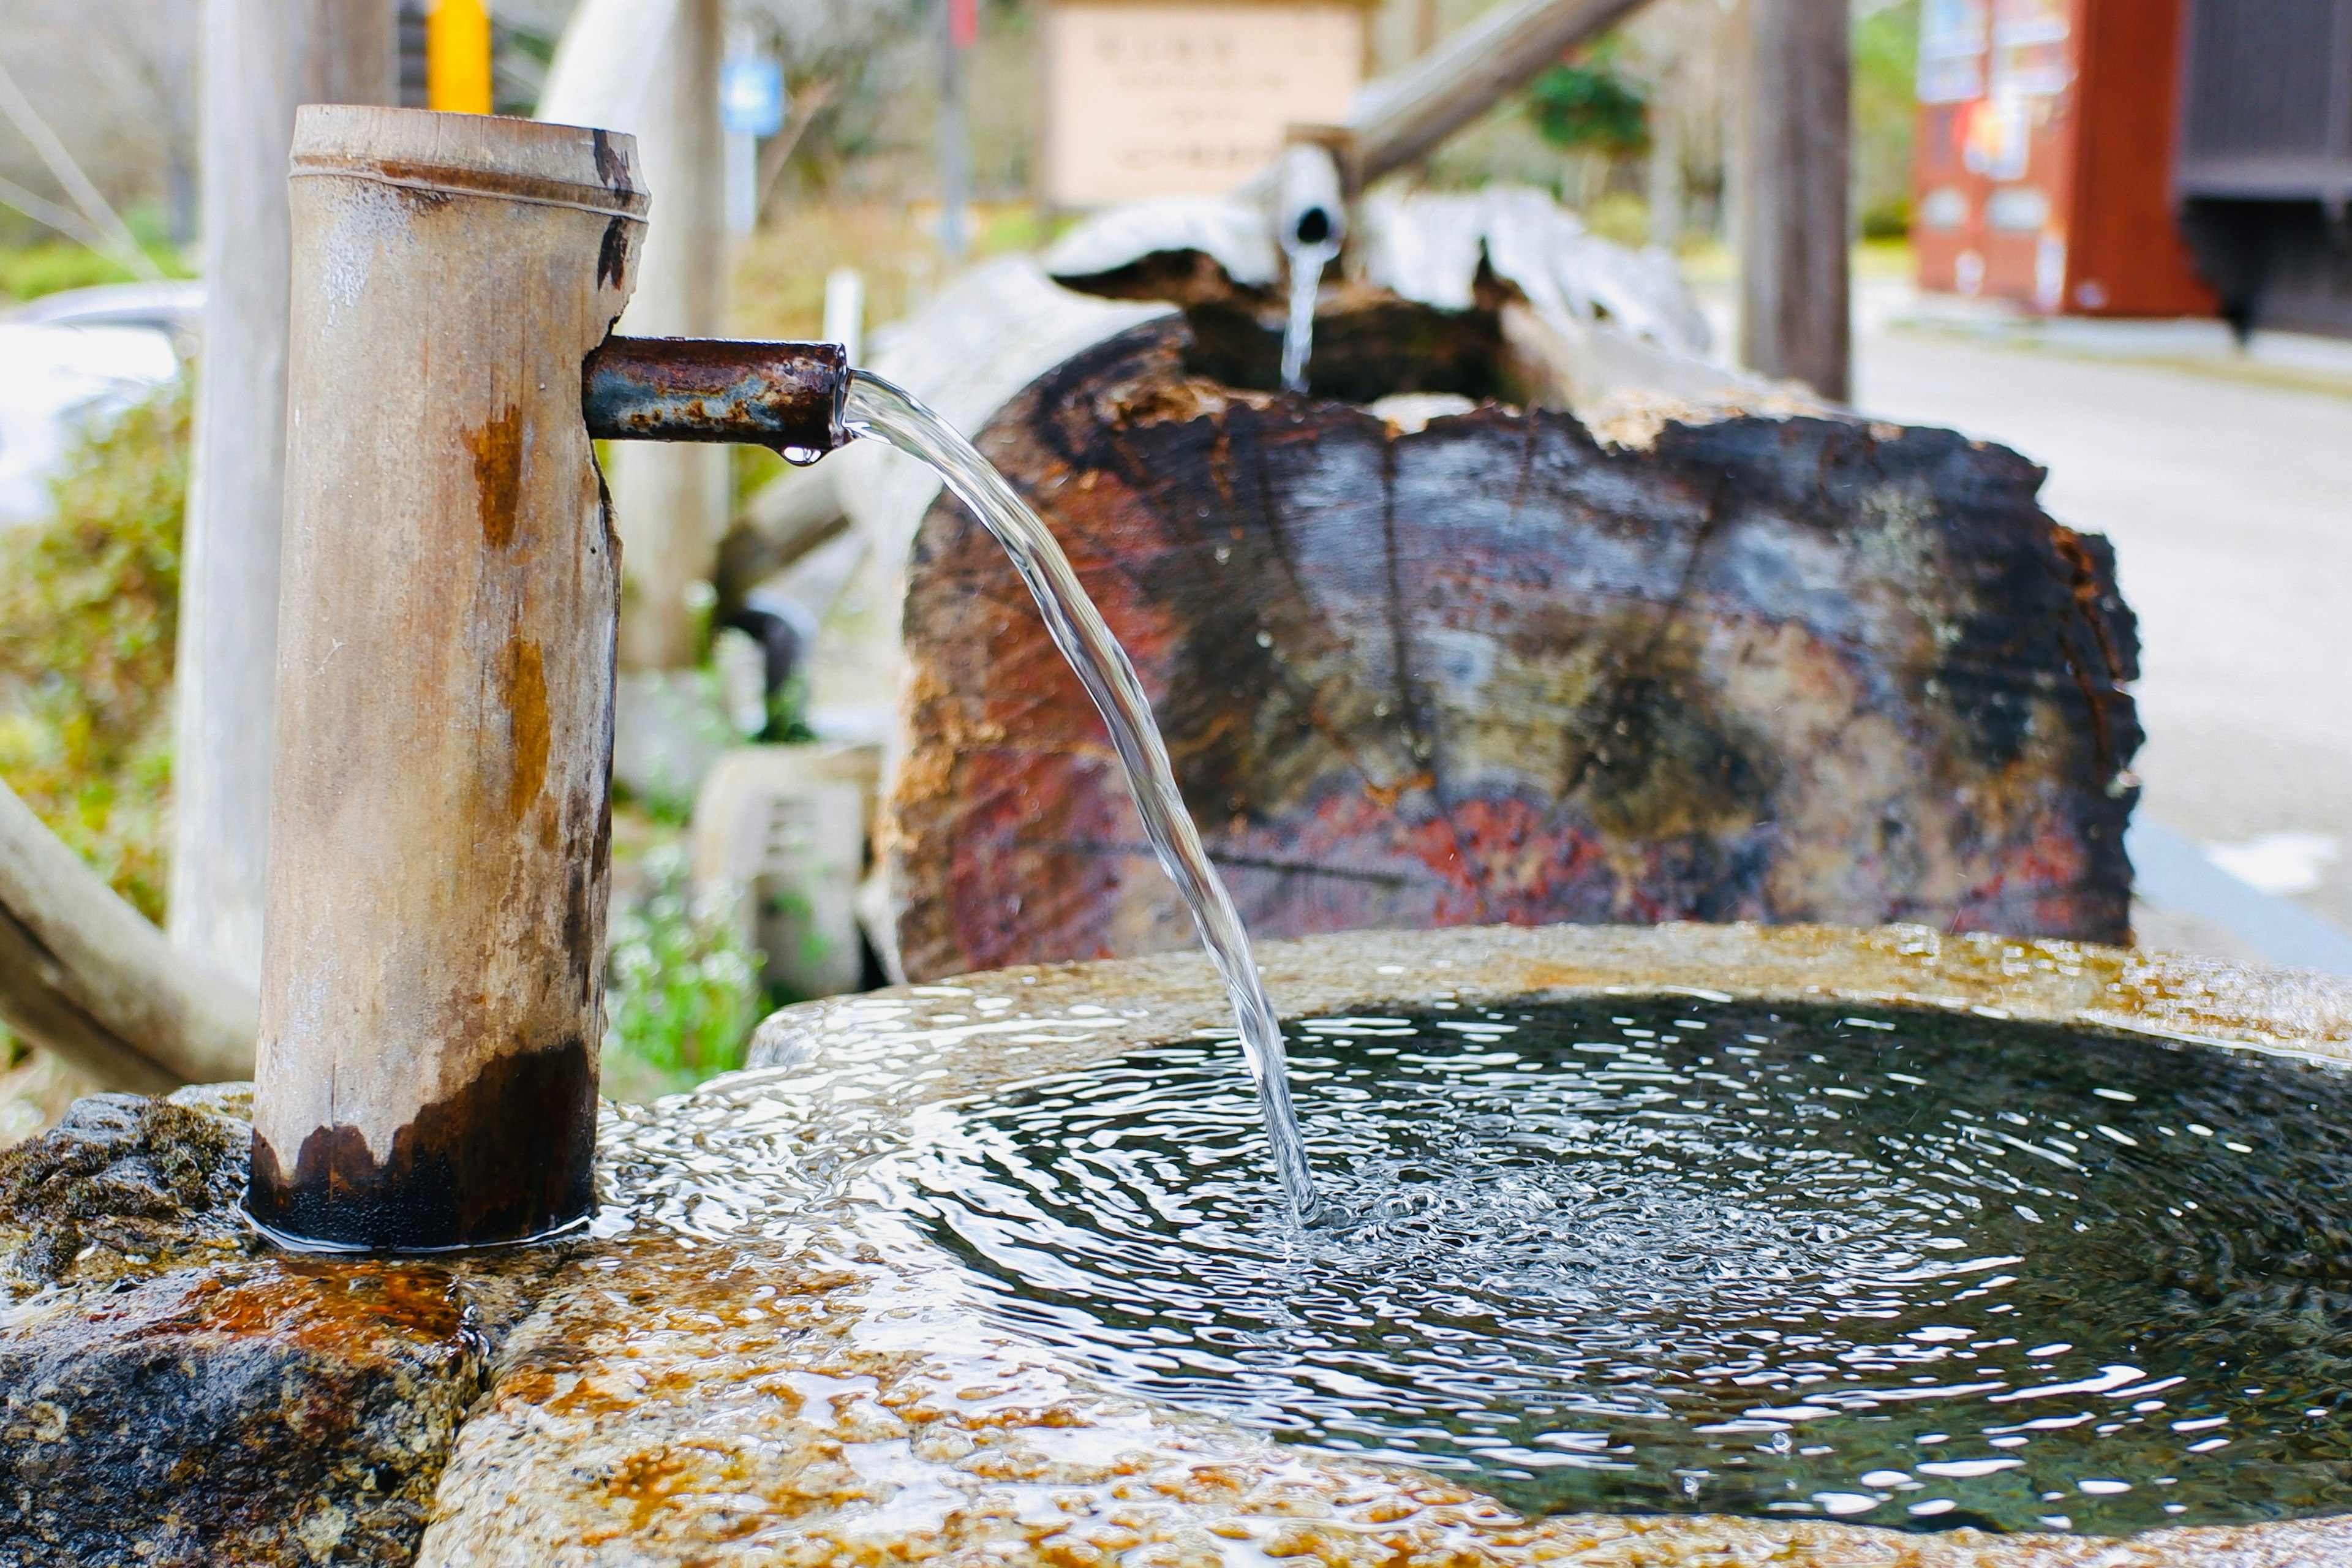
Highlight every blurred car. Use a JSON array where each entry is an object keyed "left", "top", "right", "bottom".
[{"left": 0, "top": 281, "right": 200, "bottom": 527}]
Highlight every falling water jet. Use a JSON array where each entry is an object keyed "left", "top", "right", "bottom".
[
  {"left": 1281, "top": 237, "right": 1334, "bottom": 394},
  {"left": 843, "top": 370, "right": 1321, "bottom": 1221}
]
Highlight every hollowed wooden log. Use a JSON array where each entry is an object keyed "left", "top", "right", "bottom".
[
  {"left": 249, "top": 108, "right": 644, "bottom": 1251},
  {"left": 886, "top": 307, "right": 2140, "bottom": 981}
]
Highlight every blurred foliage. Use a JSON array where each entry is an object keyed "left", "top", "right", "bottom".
[
  {"left": 0, "top": 379, "right": 187, "bottom": 922},
  {"left": 1527, "top": 50, "right": 1651, "bottom": 160},
  {"left": 1853, "top": 0, "right": 1920, "bottom": 240},
  {"left": 601, "top": 839, "right": 763, "bottom": 1102},
  {"left": 732, "top": 198, "right": 1041, "bottom": 339},
  {"left": 1861, "top": 196, "right": 1913, "bottom": 241},
  {"left": 1583, "top": 191, "right": 1652, "bottom": 248},
  {"left": 0, "top": 238, "right": 193, "bottom": 302},
  {"left": 1855, "top": 237, "right": 1917, "bottom": 279}
]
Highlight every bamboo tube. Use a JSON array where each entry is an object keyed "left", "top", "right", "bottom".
[{"left": 248, "top": 106, "right": 645, "bottom": 1251}]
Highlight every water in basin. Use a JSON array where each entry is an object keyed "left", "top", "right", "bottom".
[{"left": 893, "top": 995, "right": 2352, "bottom": 1535}]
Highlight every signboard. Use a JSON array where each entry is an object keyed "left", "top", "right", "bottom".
[
  {"left": 1917, "top": 0, "right": 1989, "bottom": 104},
  {"left": 1045, "top": 2, "right": 1366, "bottom": 206},
  {"left": 1991, "top": 0, "right": 2072, "bottom": 97}
]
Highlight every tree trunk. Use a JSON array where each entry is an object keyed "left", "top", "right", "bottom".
[{"left": 883, "top": 304, "right": 2139, "bottom": 982}]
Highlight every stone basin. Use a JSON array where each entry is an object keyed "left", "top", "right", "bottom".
[{"left": 10, "top": 921, "right": 2352, "bottom": 1566}]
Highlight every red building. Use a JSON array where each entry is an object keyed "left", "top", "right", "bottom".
[{"left": 1910, "top": 0, "right": 2216, "bottom": 318}]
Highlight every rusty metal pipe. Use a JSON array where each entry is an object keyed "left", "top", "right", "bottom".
[{"left": 584, "top": 337, "right": 850, "bottom": 456}]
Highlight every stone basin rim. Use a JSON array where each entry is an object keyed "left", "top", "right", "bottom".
[
  {"left": 665, "top": 919, "right": 2352, "bottom": 1566},
  {"left": 745, "top": 917, "right": 2352, "bottom": 1095}
]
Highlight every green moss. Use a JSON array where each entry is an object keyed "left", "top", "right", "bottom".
[{"left": 0, "top": 381, "right": 188, "bottom": 924}]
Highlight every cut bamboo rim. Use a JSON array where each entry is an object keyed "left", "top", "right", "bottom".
[{"left": 248, "top": 106, "right": 646, "bottom": 1251}]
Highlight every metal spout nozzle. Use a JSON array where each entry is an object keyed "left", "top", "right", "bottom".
[{"left": 583, "top": 336, "right": 850, "bottom": 458}]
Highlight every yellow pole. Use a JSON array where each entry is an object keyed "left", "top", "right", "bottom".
[{"left": 427, "top": 0, "right": 494, "bottom": 115}]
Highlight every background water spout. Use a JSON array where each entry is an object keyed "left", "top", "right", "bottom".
[
  {"left": 1275, "top": 140, "right": 1347, "bottom": 395},
  {"left": 843, "top": 369, "right": 1321, "bottom": 1219}
]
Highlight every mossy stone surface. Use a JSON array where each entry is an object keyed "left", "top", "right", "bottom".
[{"left": 0, "top": 1086, "right": 560, "bottom": 1566}]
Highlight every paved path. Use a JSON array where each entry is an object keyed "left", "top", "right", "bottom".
[{"left": 1852, "top": 320, "right": 2352, "bottom": 956}]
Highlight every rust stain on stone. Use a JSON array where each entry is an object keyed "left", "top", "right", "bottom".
[
  {"left": 468, "top": 404, "right": 525, "bottom": 548},
  {"left": 151, "top": 1259, "right": 470, "bottom": 1348},
  {"left": 506, "top": 639, "right": 550, "bottom": 821}
]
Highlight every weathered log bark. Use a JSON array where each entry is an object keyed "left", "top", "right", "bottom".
[
  {"left": 885, "top": 307, "right": 2139, "bottom": 981},
  {"left": 0, "top": 780, "right": 256, "bottom": 1093}
]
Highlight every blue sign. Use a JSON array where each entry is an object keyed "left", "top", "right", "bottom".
[{"left": 722, "top": 56, "right": 786, "bottom": 137}]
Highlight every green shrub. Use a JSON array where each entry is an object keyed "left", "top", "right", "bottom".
[
  {"left": 601, "top": 842, "right": 762, "bottom": 1101},
  {"left": 1853, "top": 0, "right": 1921, "bottom": 245},
  {"left": 1526, "top": 56, "right": 1650, "bottom": 159},
  {"left": 1861, "top": 197, "right": 1912, "bottom": 241},
  {"left": 0, "top": 380, "right": 187, "bottom": 922}
]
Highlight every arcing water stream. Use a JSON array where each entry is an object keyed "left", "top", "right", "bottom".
[{"left": 842, "top": 371, "right": 1322, "bottom": 1220}]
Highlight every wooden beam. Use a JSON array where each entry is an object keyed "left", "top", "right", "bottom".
[
  {"left": 173, "top": 0, "right": 396, "bottom": 987},
  {"left": 0, "top": 780, "right": 257, "bottom": 1093},
  {"left": 1735, "top": 0, "right": 1851, "bottom": 401},
  {"left": 1350, "top": 0, "right": 1651, "bottom": 185}
]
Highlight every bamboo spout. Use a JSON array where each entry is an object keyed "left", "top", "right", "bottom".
[{"left": 249, "top": 107, "right": 854, "bottom": 1253}]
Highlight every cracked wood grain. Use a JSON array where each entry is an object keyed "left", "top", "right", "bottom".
[{"left": 886, "top": 311, "right": 2139, "bottom": 980}]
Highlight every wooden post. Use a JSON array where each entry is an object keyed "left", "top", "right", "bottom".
[
  {"left": 606, "top": 0, "right": 729, "bottom": 671},
  {"left": 173, "top": 0, "right": 395, "bottom": 990},
  {"left": 247, "top": 107, "right": 644, "bottom": 1252},
  {"left": 1735, "top": 0, "right": 1850, "bottom": 401}
]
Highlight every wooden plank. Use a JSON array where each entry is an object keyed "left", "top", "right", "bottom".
[{"left": 886, "top": 310, "right": 2139, "bottom": 981}]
